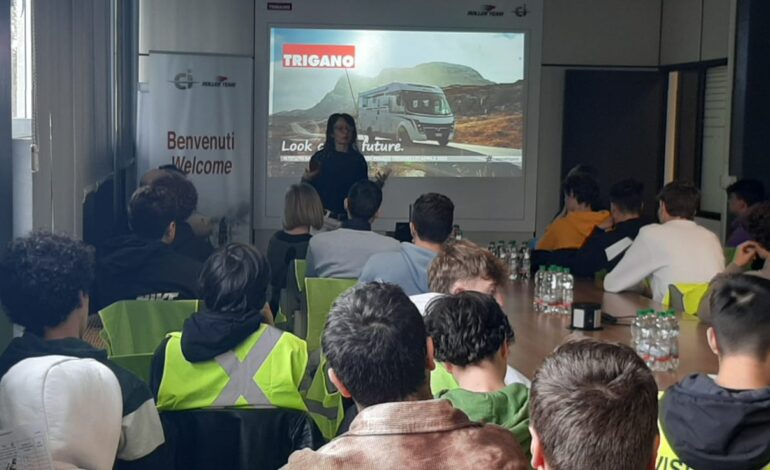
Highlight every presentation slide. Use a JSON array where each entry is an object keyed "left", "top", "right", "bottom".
[{"left": 268, "top": 28, "right": 526, "bottom": 178}]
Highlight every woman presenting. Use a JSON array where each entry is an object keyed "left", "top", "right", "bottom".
[{"left": 302, "top": 113, "right": 368, "bottom": 224}]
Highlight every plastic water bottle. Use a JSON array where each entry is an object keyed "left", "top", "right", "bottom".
[
  {"left": 508, "top": 241, "right": 520, "bottom": 280},
  {"left": 452, "top": 224, "right": 463, "bottom": 241},
  {"left": 487, "top": 241, "right": 496, "bottom": 253},
  {"left": 651, "top": 311, "right": 671, "bottom": 371},
  {"left": 631, "top": 310, "right": 645, "bottom": 348},
  {"left": 533, "top": 266, "right": 546, "bottom": 313},
  {"left": 666, "top": 310, "right": 680, "bottom": 370},
  {"left": 519, "top": 246, "right": 531, "bottom": 280},
  {"left": 497, "top": 241, "right": 507, "bottom": 261},
  {"left": 561, "top": 268, "right": 574, "bottom": 315},
  {"left": 639, "top": 310, "right": 655, "bottom": 368},
  {"left": 546, "top": 266, "right": 562, "bottom": 314}
]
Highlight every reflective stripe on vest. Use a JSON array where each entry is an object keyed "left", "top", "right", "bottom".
[
  {"left": 157, "top": 325, "right": 308, "bottom": 412},
  {"left": 304, "top": 356, "right": 345, "bottom": 440}
]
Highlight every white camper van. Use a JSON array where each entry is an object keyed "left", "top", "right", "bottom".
[{"left": 358, "top": 83, "right": 455, "bottom": 146}]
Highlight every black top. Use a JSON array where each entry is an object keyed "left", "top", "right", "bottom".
[
  {"left": 532, "top": 218, "right": 648, "bottom": 278},
  {"left": 171, "top": 221, "right": 215, "bottom": 263},
  {"left": 306, "top": 148, "right": 368, "bottom": 214},
  {"left": 266, "top": 231, "right": 312, "bottom": 314},
  {"left": 93, "top": 235, "right": 202, "bottom": 311}
]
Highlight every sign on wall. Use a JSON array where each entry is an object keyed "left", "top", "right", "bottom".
[{"left": 145, "top": 52, "right": 253, "bottom": 244}]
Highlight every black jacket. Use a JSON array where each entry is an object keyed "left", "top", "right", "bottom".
[
  {"left": 171, "top": 221, "right": 214, "bottom": 264},
  {"left": 532, "top": 218, "right": 648, "bottom": 277},
  {"left": 661, "top": 374, "right": 770, "bottom": 470},
  {"left": 93, "top": 235, "right": 202, "bottom": 311},
  {"left": 307, "top": 148, "right": 368, "bottom": 214},
  {"left": 266, "top": 231, "right": 311, "bottom": 314}
]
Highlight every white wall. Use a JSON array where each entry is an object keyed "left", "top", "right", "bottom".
[{"left": 660, "top": 0, "right": 731, "bottom": 65}]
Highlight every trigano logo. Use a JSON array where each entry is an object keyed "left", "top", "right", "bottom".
[{"left": 282, "top": 44, "right": 355, "bottom": 68}]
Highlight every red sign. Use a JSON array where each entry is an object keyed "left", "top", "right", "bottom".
[{"left": 282, "top": 44, "right": 356, "bottom": 69}]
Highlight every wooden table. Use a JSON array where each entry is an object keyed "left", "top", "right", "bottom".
[{"left": 504, "top": 279, "right": 718, "bottom": 389}]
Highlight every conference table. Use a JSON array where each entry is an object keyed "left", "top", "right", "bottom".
[{"left": 504, "top": 279, "right": 718, "bottom": 390}]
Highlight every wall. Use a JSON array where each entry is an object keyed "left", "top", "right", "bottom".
[
  {"left": 0, "top": 0, "right": 12, "bottom": 351},
  {"left": 660, "top": 0, "right": 731, "bottom": 65}
]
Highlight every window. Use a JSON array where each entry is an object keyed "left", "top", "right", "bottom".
[{"left": 11, "top": 0, "right": 32, "bottom": 137}]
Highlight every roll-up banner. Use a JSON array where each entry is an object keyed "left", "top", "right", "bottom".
[{"left": 144, "top": 52, "right": 253, "bottom": 244}]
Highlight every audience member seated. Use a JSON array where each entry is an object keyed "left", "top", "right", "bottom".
[
  {"left": 533, "top": 178, "right": 648, "bottom": 278},
  {"left": 410, "top": 239, "right": 508, "bottom": 312},
  {"left": 726, "top": 179, "right": 766, "bottom": 247},
  {"left": 141, "top": 165, "right": 213, "bottom": 239},
  {"left": 150, "top": 171, "right": 214, "bottom": 263},
  {"left": 151, "top": 243, "right": 307, "bottom": 412},
  {"left": 306, "top": 179, "right": 399, "bottom": 278},
  {"left": 536, "top": 173, "right": 609, "bottom": 251},
  {"left": 530, "top": 339, "right": 658, "bottom": 470},
  {"left": 604, "top": 181, "right": 724, "bottom": 302},
  {"left": 659, "top": 275, "right": 770, "bottom": 470},
  {"left": 0, "top": 232, "right": 165, "bottom": 466},
  {"left": 283, "top": 283, "right": 528, "bottom": 469},
  {"left": 698, "top": 202, "right": 770, "bottom": 322},
  {"left": 425, "top": 292, "right": 530, "bottom": 454},
  {"left": 409, "top": 240, "right": 530, "bottom": 388},
  {"left": 267, "top": 183, "right": 325, "bottom": 314},
  {"left": 359, "top": 192, "right": 454, "bottom": 295},
  {"left": 94, "top": 184, "right": 202, "bottom": 311}
]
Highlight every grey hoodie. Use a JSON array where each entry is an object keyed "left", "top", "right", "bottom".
[
  {"left": 359, "top": 242, "right": 437, "bottom": 295},
  {"left": 661, "top": 374, "right": 770, "bottom": 470}
]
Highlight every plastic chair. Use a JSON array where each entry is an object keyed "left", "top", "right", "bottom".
[
  {"left": 98, "top": 300, "right": 201, "bottom": 355},
  {"left": 664, "top": 283, "right": 710, "bottom": 315},
  {"left": 109, "top": 353, "right": 154, "bottom": 384},
  {"left": 303, "top": 278, "right": 357, "bottom": 355}
]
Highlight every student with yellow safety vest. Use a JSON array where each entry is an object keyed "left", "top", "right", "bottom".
[
  {"left": 658, "top": 274, "right": 770, "bottom": 470},
  {"left": 150, "top": 243, "right": 308, "bottom": 412}
]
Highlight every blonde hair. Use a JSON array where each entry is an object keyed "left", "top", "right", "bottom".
[
  {"left": 428, "top": 240, "right": 509, "bottom": 293},
  {"left": 283, "top": 183, "right": 324, "bottom": 231}
]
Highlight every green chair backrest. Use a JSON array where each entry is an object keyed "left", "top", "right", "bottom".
[
  {"left": 304, "top": 278, "right": 356, "bottom": 354},
  {"left": 724, "top": 247, "right": 736, "bottom": 265},
  {"left": 99, "top": 300, "right": 201, "bottom": 356},
  {"left": 109, "top": 353, "right": 154, "bottom": 384},
  {"left": 664, "top": 283, "right": 710, "bottom": 315},
  {"left": 295, "top": 259, "right": 308, "bottom": 292}
]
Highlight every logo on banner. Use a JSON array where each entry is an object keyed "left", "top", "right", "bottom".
[
  {"left": 282, "top": 44, "right": 356, "bottom": 68},
  {"left": 468, "top": 4, "right": 504, "bottom": 16},
  {"left": 513, "top": 3, "right": 528, "bottom": 17},
  {"left": 171, "top": 69, "right": 198, "bottom": 90}
]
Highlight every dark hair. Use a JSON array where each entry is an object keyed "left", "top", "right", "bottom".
[
  {"left": 727, "top": 179, "right": 765, "bottom": 207},
  {"left": 566, "top": 163, "right": 598, "bottom": 180},
  {"left": 158, "top": 164, "right": 187, "bottom": 176},
  {"left": 412, "top": 193, "right": 454, "bottom": 244},
  {"left": 346, "top": 179, "right": 382, "bottom": 220},
  {"left": 425, "top": 291, "right": 513, "bottom": 366},
  {"left": 324, "top": 113, "right": 358, "bottom": 153},
  {"left": 0, "top": 232, "right": 95, "bottom": 335},
  {"left": 609, "top": 179, "right": 644, "bottom": 215},
  {"left": 530, "top": 339, "right": 658, "bottom": 470},
  {"left": 563, "top": 173, "right": 600, "bottom": 209},
  {"left": 747, "top": 202, "right": 770, "bottom": 249},
  {"left": 129, "top": 185, "right": 177, "bottom": 239},
  {"left": 150, "top": 172, "right": 199, "bottom": 221},
  {"left": 657, "top": 181, "right": 700, "bottom": 219},
  {"left": 710, "top": 274, "right": 770, "bottom": 359},
  {"left": 322, "top": 282, "right": 428, "bottom": 407},
  {"left": 198, "top": 243, "right": 270, "bottom": 313},
  {"left": 429, "top": 240, "right": 509, "bottom": 294}
]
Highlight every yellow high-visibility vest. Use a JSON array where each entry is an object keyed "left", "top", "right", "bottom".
[{"left": 157, "top": 324, "right": 308, "bottom": 412}]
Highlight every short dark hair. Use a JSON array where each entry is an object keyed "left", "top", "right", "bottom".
[
  {"left": 531, "top": 339, "right": 658, "bottom": 470},
  {"left": 346, "top": 179, "right": 382, "bottom": 220},
  {"left": 128, "top": 185, "right": 177, "bottom": 239},
  {"left": 727, "top": 179, "right": 765, "bottom": 207},
  {"left": 609, "top": 179, "right": 644, "bottom": 215},
  {"left": 198, "top": 243, "right": 270, "bottom": 313},
  {"left": 0, "top": 232, "right": 95, "bottom": 335},
  {"left": 563, "top": 173, "right": 600, "bottom": 209},
  {"left": 429, "top": 240, "right": 509, "bottom": 294},
  {"left": 322, "top": 282, "right": 428, "bottom": 407},
  {"left": 747, "top": 202, "right": 770, "bottom": 249},
  {"left": 425, "top": 291, "right": 513, "bottom": 366},
  {"left": 657, "top": 181, "right": 700, "bottom": 219},
  {"left": 150, "top": 172, "right": 199, "bottom": 221},
  {"left": 412, "top": 193, "right": 455, "bottom": 244},
  {"left": 710, "top": 274, "right": 770, "bottom": 359}
]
